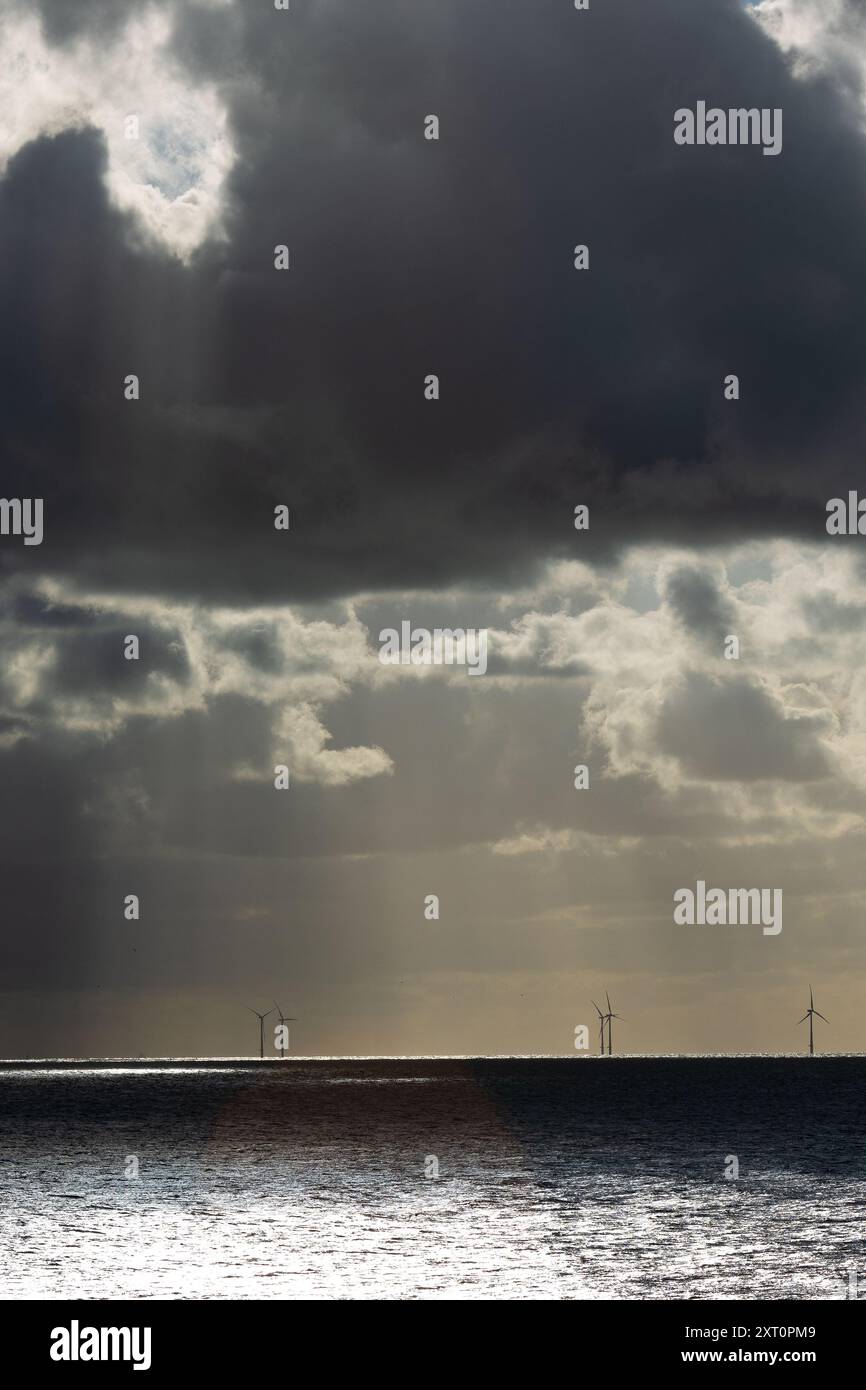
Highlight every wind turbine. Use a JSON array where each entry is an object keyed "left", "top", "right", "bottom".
[
  {"left": 273, "top": 1002, "right": 297, "bottom": 1059},
  {"left": 797, "top": 986, "right": 828, "bottom": 1056},
  {"left": 591, "top": 1000, "right": 606, "bottom": 1055},
  {"left": 604, "top": 991, "right": 625, "bottom": 1056},
  {"left": 247, "top": 1006, "right": 274, "bottom": 1060}
]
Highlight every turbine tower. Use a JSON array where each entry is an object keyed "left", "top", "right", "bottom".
[
  {"left": 247, "top": 1006, "right": 274, "bottom": 1060},
  {"left": 797, "top": 986, "right": 828, "bottom": 1056},
  {"left": 604, "top": 991, "right": 625, "bottom": 1056},
  {"left": 273, "top": 1002, "right": 297, "bottom": 1059},
  {"left": 591, "top": 1000, "right": 606, "bottom": 1055}
]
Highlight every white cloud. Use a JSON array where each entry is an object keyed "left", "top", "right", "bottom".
[
  {"left": 752, "top": 0, "right": 866, "bottom": 94},
  {"left": 271, "top": 704, "right": 393, "bottom": 788},
  {"left": 0, "top": 8, "right": 234, "bottom": 258},
  {"left": 0, "top": 580, "right": 393, "bottom": 787},
  {"left": 491, "top": 826, "right": 639, "bottom": 857}
]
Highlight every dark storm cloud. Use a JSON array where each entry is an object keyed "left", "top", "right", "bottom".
[
  {"left": 51, "top": 623, "right": 190, "bottom": 696},
  {"left": 0, "top": 585, "right": 190, "bottom": 707},
  {"left": 8, "top": 590, "right": 99, "bottom": 629},
  {"left": 3, "top": 0, "right": 866, "bottom": 601}
]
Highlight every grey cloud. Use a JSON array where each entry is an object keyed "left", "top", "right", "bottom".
[
  {"left": 28, "top": 0, "right": 161, "bottom": 46},
  {"left": 664, "top": 564, "right": 737, "bottom": 648},
  {"left": 801, "top": 590, "right": 866, "bottom": 632},
  {"left": 657, "top": 671, "right": 833, "bottom": 781},
  {"left": 51, "top": 623, "right": 190, "bottom": 696}
]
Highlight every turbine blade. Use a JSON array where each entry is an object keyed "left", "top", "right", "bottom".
[
  {"left": 606, "top": 991, "right": 612, "bottom": 1012},
  {"left": 814, "top": 1012, "right": 829, "bottom": 1023},
  {"left": 797, "top": 1015, "right": 809, "bottom": 1024}
]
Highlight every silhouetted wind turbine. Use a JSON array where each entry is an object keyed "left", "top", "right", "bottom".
[
  {"left": 247, "top": 1006, "right": 274, "bottom": 1060},
  {"left": 604, "top": 991, "right": 625, "bottom": 1056},
  {"left": 797, "top": 985, "right": 828, "bottom": 1056},
  {"left": 273, "top": 1002, "right": 297, "bottom": 1059},
  {"left": 591, "top": 1000, "right": 606, "bottom": 1055}
]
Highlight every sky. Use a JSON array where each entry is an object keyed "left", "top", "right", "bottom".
[{"left": 1, "top": 0, "right": 865, "bottom": 1056}]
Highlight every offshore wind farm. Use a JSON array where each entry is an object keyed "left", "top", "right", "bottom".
[
  {"left": 0, "top": 980, "right": 847, "bottom": 1065},
  {"left": 0, "top": 983, "right": 856, "bottom": 1298}
]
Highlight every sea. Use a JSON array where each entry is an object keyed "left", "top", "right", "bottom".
[{"left": 0, "top": 1056, "right": 863, "bottom": 1300}]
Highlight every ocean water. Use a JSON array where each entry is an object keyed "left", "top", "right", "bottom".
[{"left": 0, "top": 1056, "right": 863, "bottom": 1300}]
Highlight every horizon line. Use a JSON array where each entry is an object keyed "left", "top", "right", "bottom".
[{"left": 0, "top": 1051, "right": 864, "bottom": 1065}]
